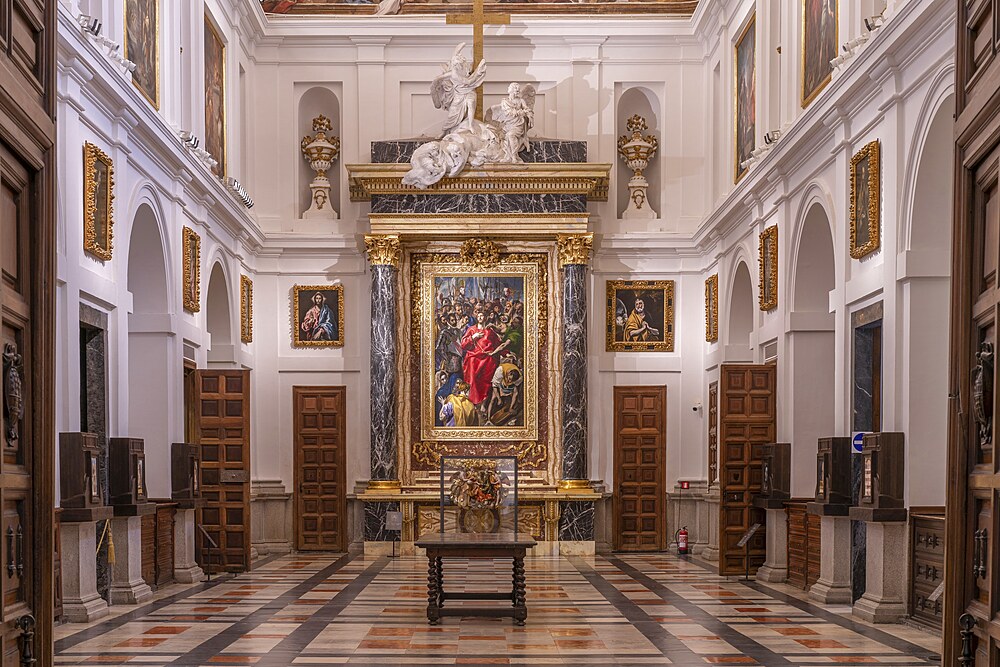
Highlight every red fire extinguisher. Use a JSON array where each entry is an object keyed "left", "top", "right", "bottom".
[{"left": 674, "top": 526, "right": 689, "bottom": 555}]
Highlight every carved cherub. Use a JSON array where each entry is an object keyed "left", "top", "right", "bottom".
[
  {"left": 486, "top": 82, "right": 536, "bottom": 163},
  {"left": 431, "top": 43, "right": 487, "bottom": 136}
]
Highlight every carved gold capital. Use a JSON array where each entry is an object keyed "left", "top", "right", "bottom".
[
  {"left": 364, "top": 234, "right": 402, "bottom": 267},
  {"left": 556, "top": 233, "right": 594, "bottom": 267}
]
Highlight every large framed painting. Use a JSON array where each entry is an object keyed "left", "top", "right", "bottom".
[
  {"left": 125, "top": 0, "right": 159, "bottom": 108},
  {"left": 850, "top": 140, "right": 881, "bottom": 259},
  {"left": 204, "top": 16, "right": 226, "bottom": 177},
  {"left": 801, "top": 0, "right": 838, "bottom": 107},
  {"left": 83, "top": 142, "right": 114, "bottom": 261},
  {"left": 182, "top": 227, "right": 201, "bottom": 312},
  {"left": 419, "top": 260, "right": 539, "bottom": 442},
  {"left": 759, "top": 225, "right": 778, "bottom": 311},
  {"left": 705, "top": 274, "right": 719, "bottom": 343},
  {"left": 240, "top": 275, "right": 253, "bottom": 343},
  {"left": 607, "top": 280, "right": 674, "bottom": 352},
  {"left": 293, "top": 285, "right": 344, "bottom": 347},
  {"left": 734, "top": 14, "right": 756, "bottom": 183}
]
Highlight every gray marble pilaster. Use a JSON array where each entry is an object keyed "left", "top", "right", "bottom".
[
  {"left": 370, "top": 263, "right": 397, "bottom": 482},
  {"left": 364, "top": 502, "right": 401, "bottom": 542},
  {"left": 558, "top": 501, "right": 595, "bottom": 541},
  {"left": 561, "top": 260, "right": 589, "bottom": 482}
]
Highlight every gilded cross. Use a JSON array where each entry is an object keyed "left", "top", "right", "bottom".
[{"left": 446, "top": 0, "right": 510, "bottom": 120}]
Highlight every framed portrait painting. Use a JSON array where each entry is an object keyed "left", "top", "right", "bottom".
[
  {"left": 801, "top": 0, "right": 837, "bottom": 107},
  {"left": 125, "top": 0, "right": 159, "bottom": 108},
  {"left": 705, "top": 274, "right": 719, "bottom": 343},
  {"left": 182, "top": 227, "right": 201, "bottom": 312},
  {"left": 734, "top": 15, "right": 756, "bottom": 183},
  {"left": 83, "top": 142, "right": 114, "bottom": 261},
  {"left": 293, "top": 285, "right": 344, "bottom": 347},
  {"left": 204, "top": 15, "right": 226, "bottom": 177},
  {"left": 240, "top": 275, "right": 253, "bottom": 343},
  {"left": 759, "top": 225, "right": 778, "bottom": 311},
  {"left": 850, "top": 140, "right": 881, "bottom": 259},
  {"left": 607, "top": 280, "right": 674, "bottom": 352},
  {"left": 419, "top": 260, "right": 539, "bottom": 442}
]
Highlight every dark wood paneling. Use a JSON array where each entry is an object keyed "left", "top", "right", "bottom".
[
  {"left": 293, "top": 387, "right": 347, "bottom": 552},
  {"left": 141, "top": 513, "right": 155, "bottom": 587},
  {"left": 708, "top": 382, "right": 718, "bottom": 485},
  {"left": 613, "top": 386, "right": 666, "bottom": 552},
  {"left": 155, "top": 504, "right": 175, "bottom": 588},
  {"left": 909, "top": 510, "right": 944, "bottom": 632},
  {"left": 786, "top": 500, "right": 822, "bottom": 591}
]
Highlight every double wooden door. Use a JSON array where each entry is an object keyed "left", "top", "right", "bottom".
[
  {"left": 718, "top": 364, "right": 775, "bottom": 576},
  {"left": 195, "top": 370, "right": 251, "bottom": 572},
  {"left": 613, "top": 386, "right": 666, "bottom": 551},
  {"left": 0, "top": 0, "right": 56, "bottom": 662},
  {"left": 293, "top": 387, "right": 347, "bottom": 552}
]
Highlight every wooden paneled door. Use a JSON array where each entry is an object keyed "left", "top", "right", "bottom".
[
  {"left": 718, "top": 364, "right": 775, "bottom": 576},
  {"left": 613, "top": 386, "right": 666, "bottom": 551},
  {"left": 195, "top": 370, "right": 251, "bottom": 572},
  {"left": 293, "top": 387, "right": 347, "bottom": 552},
  {"left": 0, "top": 0, "right": 56, "bottom": 660}
]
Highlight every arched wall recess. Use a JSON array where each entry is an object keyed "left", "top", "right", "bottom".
[
  {"left": 206, "top": 261, "right": 236, "bottom": 365},
  {"left": 615, "top": 85, "right": 663, "bottom": 220},
  {"left": 295, "top": 85, "right": 342, "bottom": 220},
  {"left": 728, "top": 260, "right": 754, "bottom": 350}
]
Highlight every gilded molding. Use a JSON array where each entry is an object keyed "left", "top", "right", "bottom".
[
  {"left": 705, "top": 274, "right": 719, "bottom": 343},
  {"left": 556, "top": 233, "right": 594, "bottom": 267},
  {"left": 83, "top": 142, "right": 114, "bottom": 261},
  {"left": 182, "top": 226, "right": 201, "bottom": 312},
  {"left": 758, "top": 225, "right": 778, "bottom": 311},
  {"left": 459, "top": 238, "right": 501, "bottom": 269},
  {"left": 850, "top": 140, "right": 881, "bottom": 260},
  {"left": 606, "top": 280, "right": 674, "bottom": 352},
  {"left": 292, "top": 284, "right": 345, "bottom": 348},
  {"left": 364, "top": 234, "right": 402, "bottom": 267},
  {"left": 240, "top": 275, "right": 253, "bottom": 343}
]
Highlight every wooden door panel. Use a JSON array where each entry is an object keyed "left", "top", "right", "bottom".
[
  {"left": 614, "top": 386, "right": 666, "bottom": 552},
  {"left": 294, "top": 387, "right": 346, "bottom": 552}
]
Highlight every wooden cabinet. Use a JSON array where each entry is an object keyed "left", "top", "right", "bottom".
[
  {"left": 910, "top": 510, "right": 944, "bottom": 632},
  {"left": 786, "top": 501, "right": 821, "bottom": 591},
  {"left": 140, "top": 502, "right": 177, "bottom": 591}
]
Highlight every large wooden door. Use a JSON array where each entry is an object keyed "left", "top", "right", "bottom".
[
  {"left": 0, "top": 0, "right": 56, "bottom": 658},
  {"left": 613, "top": 386, "right": 666, "bottom": 551},
  {"left": 195, "top": 370, "right": 251, "bottom": 572},
  {"left": 718, "top": 364, "right": 775, "bottom": 576},
  {"left": 293, "top": 387, "right": 346, "bottom": 551}
]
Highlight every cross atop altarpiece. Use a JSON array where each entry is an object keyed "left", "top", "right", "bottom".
[{"left": 445, "top": 0, "right": 510, "bottom": 120}]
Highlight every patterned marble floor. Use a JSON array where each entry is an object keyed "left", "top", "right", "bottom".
[{"left": 55, "top": 552, "right": 941, "bottom": 666}]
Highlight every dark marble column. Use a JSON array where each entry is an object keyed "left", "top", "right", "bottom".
[
  {"left": 365, "top": 235, "right": 402, "bottom": 487},
  {"left": 557, "top": 234, "right": 593, "bottom": 487}
]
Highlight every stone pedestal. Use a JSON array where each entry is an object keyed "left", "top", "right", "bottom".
[
  {"left": 701, "top": 486, "right": 720, "bottom": 562},
  {"left": 756, "top": 507, "right": 788, "bottom": 583},
  {"left": 250, "top": 480, "right": 293, "bottom": 556},
  {"left": 60, "top": 522, "right": 109, "bottom": 623},
  {"left": 809, "top": 515, "right": 853, "bottom": 604},
  {"left": 852, "top": 521, "right": 908, "bottom": 623},
  {"left": 109, "top": 516, "right": 153, "bottom": 605},
  {"left": 172, "top": 509, "right": 204, "bottom": 583}
]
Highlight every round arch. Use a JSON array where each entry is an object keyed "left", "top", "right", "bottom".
[
  {"left": 727, "top": 260, "right": 754, "bottom": 357},
  {"left": 206, "top": 260, "right": 236, "bottom": 364}
]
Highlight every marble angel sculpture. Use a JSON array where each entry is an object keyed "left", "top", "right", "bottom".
[
  {"left": 486, "top": 82, "right": 536, "bottom": 163},
  {"left": 431, "top": 43, "right": 487, "bottom": 135}
]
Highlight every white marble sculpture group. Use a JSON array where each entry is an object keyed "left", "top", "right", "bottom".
[{"left": 402, "top": 44, "right": 536, "bottom": 189}]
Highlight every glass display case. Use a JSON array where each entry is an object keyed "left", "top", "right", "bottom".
[{"left": 438, "top": 455, "right": 519, "bottom": 536}]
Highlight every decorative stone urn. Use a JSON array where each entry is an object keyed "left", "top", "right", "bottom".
[
  {"left": 300, "top": 114, "right": 341, "bottom": 219},
  {"left": 617, "top": 114, "right": 659, "bottom": 220}
]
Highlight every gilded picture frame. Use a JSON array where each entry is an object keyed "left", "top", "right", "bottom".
[
  {"left": 419, "top": 259, "right": 539, "bottom": 442},
  {"left": 734, "top": 14, "right": 756, "bottom": 183},
  {"left": 293, "top": 285, "right": 344, "bottom": 348},
  {"left": 124, "top": 0, "right": 159, "bottom": 109},
  {"left": 705, "top": 274, "right": 719, "bottom": 343},
  {"left": 759, "top": 225, "right": 778, "bottom": 311},
  {"left": 850, "top": 140, "right": 881, "bottom": 259},
  {"left": 204, "top": 15, "right": 226, "bottom": 178},
  {"left": 83, "top": 142, "right": 114, "bottom": 261},
  {"left": 240, "top": 275, "right": 253, "bottom": 343},
  {"left": 182, "top": 227, "right": 201, "bottom": 312},
  {"left": 606, "top": 280, "right": 674, "bottom": 352},
  {"left": 801, "top": 0, "right": 838, "bottom": 108}
]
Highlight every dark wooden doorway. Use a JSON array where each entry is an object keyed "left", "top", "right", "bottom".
[
  {"left": 718, "top": 364, "right": 775, "bottom": 576},
  {"left": 293, "top": 387, "right": 347, "bottom": 551},
  {"left": 613, "top": 386, "right": 666, "bottom": 551},
  {"left": 194, "top": 370, "right": 251, "bottom": 572}
]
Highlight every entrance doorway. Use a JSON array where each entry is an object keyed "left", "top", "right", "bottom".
[
  {"left": 293, "top": 387, "right": 347, "bottom": 551},
  {"left": 613, "top": 386, "right": 666, "bottom": 551}
]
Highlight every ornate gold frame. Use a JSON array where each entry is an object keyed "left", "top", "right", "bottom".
[
  {"left": 240, "top": 275, "right": 253, "bottom": 343},
  {"left": 292, "top": 284, "right": 344, "bottom": 348},
  {"left": 83, "top": 142, "right": 114, "bottom": 261},
  {"left": 182, "top": 227, "right": 201, "bottom": 312},
  {"left": 606, "top": 280, "right": 675, "bottom": 352},
  {"left": 124, "top": 0, "right": 160, "bottom": 109},
  {"left": 850, "top": 139, "right": 881, "bottom": 259},
  {"left": 759, "top": 225, "right": 778, "bottom": 311},
  {"left": 734, "top": 13, "right": 756, "bottom": 184},
  {"left": 800, "top": 0, "right": 838, "bottom": 108},
  {"left": 204, "top": 14, "right": 226, "bottom": 177},
  {"left": 418, "top": 258, "right": 539, "bottom": 442},
  {"left": 705, "top": 274, "right": 719, "bottom": 343}
]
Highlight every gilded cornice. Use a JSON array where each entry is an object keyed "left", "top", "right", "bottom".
[
  {"left": 556, "top": 233, "right": 594, "bottom": 267},
  {"left": 364, "top": 234, "right": 402, "bottom": 267}
]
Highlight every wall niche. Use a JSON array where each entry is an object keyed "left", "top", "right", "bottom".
[{"left": 295, "top": 85, "right": 342, "bottom": 221}]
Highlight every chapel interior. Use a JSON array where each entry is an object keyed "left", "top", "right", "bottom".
[{"left": 0, "top": 0, "right": 987, "bottom": 664}]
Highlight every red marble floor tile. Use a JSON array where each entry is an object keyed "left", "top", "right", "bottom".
[
  {"left": 208, "top": 657, "right": 259, "bottom": 664},
  {"left": 705, "top": 657, "right": 758, "bottom": 664},
  {"left": 359, "top": 639, "right": 412, "bottom": 649},
  {"left": 751, "top": 617, "right": 791, "bottom": 623},
  {"left": 115, "top": 638, "right": 166, "bottom": 648},
  {"left": 193, "top": 607, "right": 227, "bottom": 612},
  {"left": 838, "top": 658, "right": 879, "bottom": 663},
  {"left": 554, "top": 639, "right": 607, "bottom": 649},
  {"left": 144, "top": 625, "right": 189, "bottom": 634},
  {"left": 796, "top": 638, "right": 849, "bottom": 649},
  {"left": 85, "top": 656, "right": 133, "bottom": 664},
  {"left": 367, "top": 628, "right": 416, "bottom": 636},
  {"left": 773, "top": 627, "right": 819, "bottom": 636},
  {"left": 549, "top": 629, "right": 595, "bottom": 637},
  {"left": 735, "top": 608, "right": 770, "bottom": 613}
]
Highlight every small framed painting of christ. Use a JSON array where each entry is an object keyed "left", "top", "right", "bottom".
[{"left": 293, "top": 285, "right": 344, "bottom": 348}]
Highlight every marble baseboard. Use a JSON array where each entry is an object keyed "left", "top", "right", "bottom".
[
  {"left": 559, "top": 501, "right": 595, "bottom": 541},
  {"left": 364, "top": 501, "right": 401, "bottom": 542},
  {"left": 371, "top": 139, "right": 587, "bottom": 164},
  {"left": 250, "top": 481, "right": 293, "bottom": 555}
]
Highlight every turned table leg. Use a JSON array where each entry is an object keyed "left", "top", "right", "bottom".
[
  {"left": 426, "top": 553, "right": 440, "bottom": 625},
  {"left": 435, "top": 556, "right": 444, "bottom": 607},
  {"left": 513, "top": 555, "right": 527, "bottom": 625}
]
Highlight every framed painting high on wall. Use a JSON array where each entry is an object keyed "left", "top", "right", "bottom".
[
  {"left": 734, "top": 14, "right": 756, "bottom": 183},
  {"left": 83, "top": 142, "right": 114, "bottom": 261},
  {"left": 705, "top": 274, "right": 719, "bottom": 343},
  {"left": 801, "top": 0, "right": 838, "bottom": 107},
  {"left": 204, "top": 15, "right": 226, "bottom": 177},
  {"left": 850, "top": 140, "right": 881, "bottom": 259},
  {"left": 182, "top": 227, "right": 201, "bottom": 312},
  {"left": 125, "top": 0, "right": 159, "bottom": 108},
  {"left": 759, "top": 225, "right": 778, "bottom": 311},
  {"left": 607, "top": 280, "right": 674, "bottom": 352},
  {"left": 293, "top": 285, "right": 344, "bottom": 348},
  {"left": 240, "top": 275, "right": 253, "bottom": 343}
]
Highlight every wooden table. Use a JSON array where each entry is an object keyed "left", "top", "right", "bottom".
[{"left": 415, "top": 532, "right": 537, "bottom": 625}]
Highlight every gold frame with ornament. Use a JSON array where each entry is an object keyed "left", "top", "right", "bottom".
[
  {"left": 240, "top": 275, "right": 253, "bottom": 343},
  {"left": 204, "top": 14, "right": 226, "bottom": 177},
  {"left": 83, "top": 142, "right": 114, "bottom": 261},
  {"left": 182, "top": 227, "right": 201, "bottom": 312},
  {"left": 733, "top": 13, "right": 756, "bottom": 183},
  {"left": 800, "top": 0, "right": 838, "bottom": 108},
  {"left": 850, "top": 140, "right": 881, "bottom": 259},
  {"left": 759, "top": 225, "right": 778, "bottom": 311},
  {"left": 292, "top": 284, "right": 344, "bottom": 348},
  {"left": 606, "top": 280, "right": 675, "bottom": 352},
  {"left": 124, "top": 0, "right": 160, "bottom": 109},
  {"left": 705, "top": 274, "right": 719, "bottom": 342}
]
